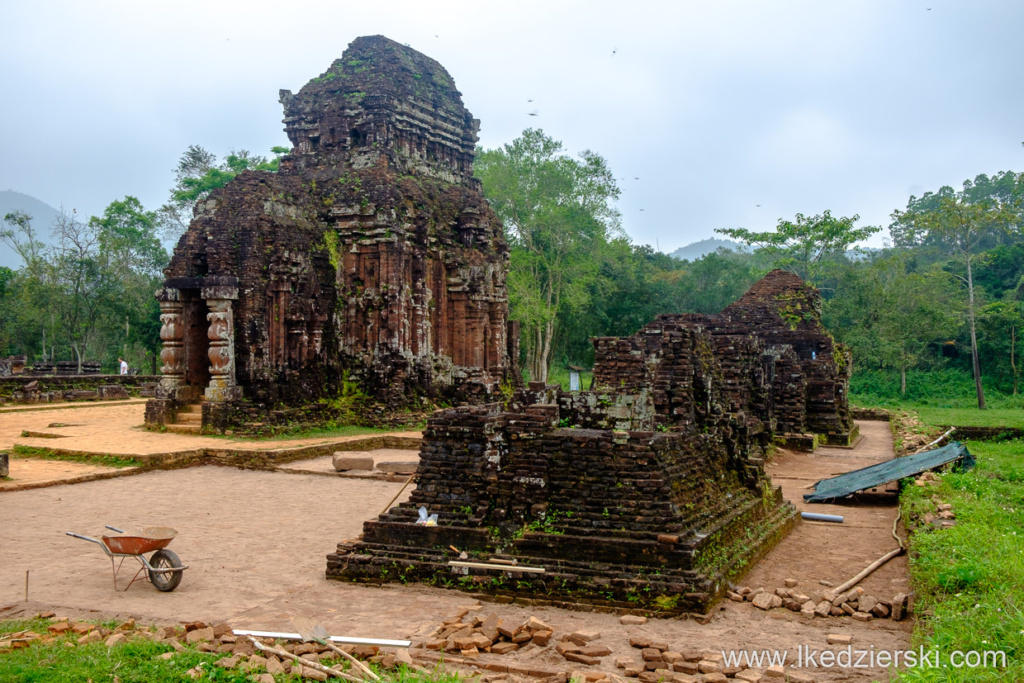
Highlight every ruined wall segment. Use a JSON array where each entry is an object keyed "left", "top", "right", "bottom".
[{"left": 147, "top": 36, "right": 518, "bottom": 433}]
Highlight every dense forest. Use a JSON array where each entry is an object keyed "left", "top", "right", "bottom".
[{"left": 2, "top": 132, "right": 1022, "bottom": 408}]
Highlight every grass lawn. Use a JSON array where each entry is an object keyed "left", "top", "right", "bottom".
[
  {"left": 896, "top": 439, "right": 1024, "bottom": 681},
  {"left": 909, "top": 407, "right": 1024, "bottom": 430},
  {"left": 235, "top": 423, "right": 415, "bottom": 442},
  {"left": 0, "top": 616, "right": 459, "bottom": 683}
]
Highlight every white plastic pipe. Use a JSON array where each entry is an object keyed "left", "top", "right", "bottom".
[{"left": 801, "top": 512, "right": 844, "bottom": 523}]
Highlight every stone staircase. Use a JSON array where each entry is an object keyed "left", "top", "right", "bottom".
[{"left": 166, "top": 402, "right": 203, "bottom": 434}]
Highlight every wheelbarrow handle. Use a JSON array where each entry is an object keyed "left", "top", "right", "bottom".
[
  {"left": 66, "top": 531, "right": 104, "bottom": 546},
  {"left": 105, "top": 525, "right": 124, "bottom": 534}
]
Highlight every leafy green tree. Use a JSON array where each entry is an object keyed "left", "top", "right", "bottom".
[
  {"left": 476, "top": 129, "right": 621, "bottom": 382},
  {"left": 977, "top": 298, "right": 1024, "bottom": 395},
  {"left": 716, "top": 210, "right": 878, "bottom": 287},
  {"left": 158, "top": 145, "right": 290, "bottom": 237},
  {"left": 89, "top": 197, "right": 169, "bottom": 365},
  {"left": 891, "top": 185, "right": 1020, "bottom": 409},
  {"left": 826, "top": 255, "right": 962, "bottom": 394},
  {"left": 1, "top": 211, "right": 46, "bottom": 266}
]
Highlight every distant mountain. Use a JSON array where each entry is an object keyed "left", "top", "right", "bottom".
[
  {"left": 0, "top": 190, "right": 61, "bottom": 269},
  {"left": 669, "top": 237, "right": 747, "bottom": 261}
]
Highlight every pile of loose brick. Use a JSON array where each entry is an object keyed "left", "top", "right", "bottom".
[
  {"left": 725, "top": 578, "right": 911, "bottom": 622},
  {"left": 408, "top": 605, "right": 844, "bottom": 683}
]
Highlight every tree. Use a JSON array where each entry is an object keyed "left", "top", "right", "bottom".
[
  {"left": 157, "top": 145, "right": 290, "bottom": 237},
  {"left": 891, "top": 186, "right": 1020, "bottom": 409},
  {"left": 716, "top": 211, "right": 878, "bottom": 287},
  {"left": 1, "top": 211, "right": 46, "bottom": 266},
  {"left": 89, "top": 197, "right": 169, "bottom": 364},
  {"left": 977, "top": 297, "right": 1024, "bottom": 395},
  {"left": 46, "top": 209, "right": 110, "bottom": 372},
  {"left": 476, "top": 129, "right": 621, "bottom": 382},
  {"left": 825, "top": 255, "right": 962, "bottom": 394}
]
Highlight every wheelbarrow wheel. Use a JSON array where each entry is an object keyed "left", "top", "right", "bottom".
[{"left": 148, "top": 549, "right": 183, "bottom": 592}]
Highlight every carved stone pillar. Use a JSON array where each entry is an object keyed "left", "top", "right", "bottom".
[
  {"left": 155, "top": 288, "right": 188, "bottom": 400},
  {"left": 202, "top": 286, "right": 242, "bottom": 402}
]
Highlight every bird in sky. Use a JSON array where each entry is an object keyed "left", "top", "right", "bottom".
[
  {"left": 612, "top": 47, "right": 618, "bottom": 56},
  {"left": 756, "top": 204, "right": 761, "bottom": 207},
  {"left": 528, "top": 99, "right": 533, "bottom": 102},
  {"left": 634, "top": 177, "right": 640, "bottom": 180},
  {"left": 528, "top": 111, "right": 539, "bottom": 117}
]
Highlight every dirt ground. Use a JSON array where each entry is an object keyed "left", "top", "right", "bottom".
[
  {"left": 0, "top": 401, "right": 420, "bottom": 457},
  {"left": 0, "top": 410, "right": 912, "bottom": 682}
]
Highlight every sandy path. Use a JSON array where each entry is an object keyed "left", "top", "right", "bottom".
[
  {"left": 0, "top": 420, "right": 910, "bottom": 681},
  {"left": 0, "top": 402, "right": 421, "bottom": 456},
  {"left": 747, "top": 420, "right": 910, "bottom": 602},
  {"left": 0, "top": 467, "right": 414, "bottom": 624}
]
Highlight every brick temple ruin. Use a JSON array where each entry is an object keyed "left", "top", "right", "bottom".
[
  {"left": 146, "top": 36, "right": 519, "bottom": 434},
  {"left": 328, "top": 270, "right": 856, "bottom": 614}
]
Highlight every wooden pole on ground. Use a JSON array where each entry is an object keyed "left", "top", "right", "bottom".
[{"left": 379, "top": 473, "right": 416, "bottom": 516}]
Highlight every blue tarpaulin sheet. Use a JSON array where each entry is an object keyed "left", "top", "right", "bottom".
[{"left": 803, "top": 441, "right": 975, "bottom": 503}]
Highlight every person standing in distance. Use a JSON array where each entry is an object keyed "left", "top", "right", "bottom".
[{"left": 119, "top": 357, "right": 128, "bottom": 375}]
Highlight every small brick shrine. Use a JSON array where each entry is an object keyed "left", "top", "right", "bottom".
[
  {"left": 327, "top": 271, "right": 854, "bottom": 614},
  {"left": 146, "top": 36, "right": 519, "bottom": 434}
]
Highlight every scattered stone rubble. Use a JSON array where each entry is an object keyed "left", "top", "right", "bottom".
[
  {"left": 147, "top": 35, "right": 520, "bottom": 435},
  {"left": 726, "top": 581, "right": 911, "bottom": 622},
  {"left": 329, "top": 271, "right": 857, "bottom": 614},
  {"left": 409, "top": 605, "right": 828, "bottom": 683}
]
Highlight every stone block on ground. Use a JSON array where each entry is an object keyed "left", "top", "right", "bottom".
[
  {"left": 333, "top": 454, "right": 375, "bottom": 471},
  {"left": 620, "top": 614, "right": 647, "bottom": 625},
  {"left": 376, "top": 461, "right": 418, "bottom": 474}
]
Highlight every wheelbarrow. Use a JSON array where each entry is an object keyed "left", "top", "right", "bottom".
[{"left": 66, "top": 525, "right": 188, "bottom": 592}]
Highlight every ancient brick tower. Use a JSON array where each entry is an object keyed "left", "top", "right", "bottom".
[{"left": 146, "top": 36, "right": 519, "bottom": 433}]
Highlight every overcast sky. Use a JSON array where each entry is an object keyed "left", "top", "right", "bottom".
[{"left": 3, "top": 0, "right": 1022, "bottom": 254}]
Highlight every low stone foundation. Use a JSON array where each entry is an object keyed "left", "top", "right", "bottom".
[{"left": 0, "top": 375, "right": 160, "bottom": 405}]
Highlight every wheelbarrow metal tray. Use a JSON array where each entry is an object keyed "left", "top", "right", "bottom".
[{"left": 102, "top": 527, "right": 176, "bottom": 555}]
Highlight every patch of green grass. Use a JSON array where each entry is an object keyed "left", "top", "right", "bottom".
[
  {"left": 896, "top": 440, "right": 1024, "bottom": 681},
  {"left": 222, "top": 422, "right": 420, "bottom": 442},
  {"left": 10, "top": 445, "right": 144, "bottom": 468},
  {"left": 0, "top": 617, "right": 466, "bottom": 683},
  {"left": 545, "top": 366, "right": 593, "bottom": 392},
  {"left": 909, "top": 407, "right": 1024, "bottom": 430}
]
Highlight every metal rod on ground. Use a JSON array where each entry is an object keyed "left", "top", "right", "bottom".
[
  {"left": 832, "top": 547, "right": 904, "bottom": 596},
  {"left": 379, "top": 473, "right": 416, "bottom": 516},
  {"left": 246, "top": 636, "right": 359, "bottom": 682},
  {"left": 448, "top": 561, "right": 545, "bottom": 573},
  {"left": 801, "top": 512, "right": 844, "bottom": 523},
  {"left": 233, "top": 630, "right": 412, "bottom": 648},
  {"left": 913, "top": 428, "right": 956, "bottom": 455}
]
